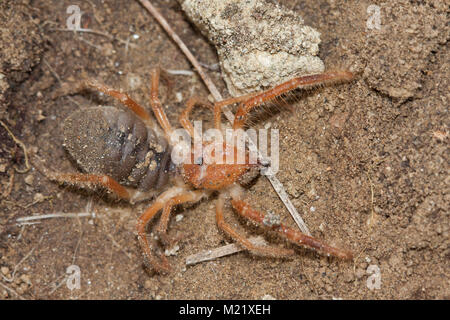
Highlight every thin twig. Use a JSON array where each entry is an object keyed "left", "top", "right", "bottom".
[
  {"left": 0, "top": 281, "right": 25, "bottom": 300},
  {"left": 77, "top": 36, "right": 103, "bottom": 50},
  {"left": 42, "top": 58, "right": 81, "bottom": 108},
  {"left": 106, "top": 234, "right": 133, "bottom": 260},
  {"left": 166, "top": 69, "right": 195, "bottom": 76},
  {"left": 1, "top": 235, "right": 44, "bottom": 283},
  {"left": 0, "top": 120, "right": 30, "bottom": 173},
  {"left": 72, "top": 220, "right": 83, "bottom": 266},
  {"left": 49, "top": 28, "right": 137, "bottom": 48},
  {"left": 199, "top": 62, "right": 220, "bottom": 71},
  {"left": 17, "top": 225, "right": 26, "bottom": 241},
  {"left": 86, "top": 0, "right": 103, "bottom": 26},
  {"left": 48, "top": 274, "right": 68, "bottom": 295},
  {"left": 15, "top": 222, "right": 41, "bottom": 226},
  {"left": 1, "top": 169, "right": 14, "bottom": 198},
  {"left": 23, "top": 195, "right": 53, "bottom": 209},
  {"left": 16, "top": 212, "right": 95, "bottom": 224},
  {"left": 137, "top": 0, "right": 311, "bottom": 235},
  {"left": 2, "top": 195, "right": 52, "bottom": 209},
  {"left": 137, "top": 0, "right": 221, "bottom": 100},
  {"left": 366, "top": 171, "right": 375, "bottom": 230},
  {"left": 186, "top": 236, "right": 266, "bottom": 266}
]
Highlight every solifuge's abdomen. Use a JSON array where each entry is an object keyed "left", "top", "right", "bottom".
[{"left": 63, "top": 106, "right": 172, "bottom": 191}]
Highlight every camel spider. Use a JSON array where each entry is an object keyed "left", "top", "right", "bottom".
[{"left": 53, "top": 68, "right": 354, "bottom": 273}]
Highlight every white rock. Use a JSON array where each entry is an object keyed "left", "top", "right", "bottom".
[{"left": 179, "top": 0, "right": 324, "bottom": 96}]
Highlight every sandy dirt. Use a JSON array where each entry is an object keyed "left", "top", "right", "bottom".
[{"left": 0, "top": 0, "right": 448, "bottom": 299}]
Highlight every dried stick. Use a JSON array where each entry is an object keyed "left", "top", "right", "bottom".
[
  {"left": 137, "top": 0, "right": 311, "bottom": 236},
  {"left": 0, "top": 120, "right": 30, "bottom": 173},
  {"left": 1, "top": 169, "right": 14, "bottom": 198},
  {"left": 137, "top": 0, "right": 222, "bottom": 101},
  {"left": 1, "top": 235, "right": 44, "bottom": 283},
  {"left": 0, "top": 282, "right": 25, "bottom": 300},
  {"left": 16, "top": 212, "right": 95, "bottom": 224},
  {"left": 43, "top": 58, "right": 81, "bottom": 108},
  {"left": 49, "top": 28, "right": 137, "bottom": 47},
  {"left": 186, "top": 236, "right": 266, "bottom": 266}
]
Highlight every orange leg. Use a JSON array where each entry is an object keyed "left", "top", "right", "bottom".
[
  {"left": 213, "top": 92, "right": 260, "bottom": 130},
  {"left": 232, "top": 71, "right": 354, "bottom": 129},
  {"left": 85, "top": 79, "right": 153, "bottom": 125},
  {"left": 215, "top": 196, "right": 294, "bottom": 257},
  {"left": 155, "top": 190, "right": 206, "bottom": 244},
  {"left": 179, "top": 97, "right": 213, "bottom": 137},
  {"left": 149, "top": 68, "right": 174, "bottom": 138},
  {"left": 137, "top": 187, "right": 206, "bottom": 273},
  {"left": 51, "top": 173, "right": 131, "bottom": 201},
  {"left": 231, "top": 199, "right": 353, "bottom": 260}
]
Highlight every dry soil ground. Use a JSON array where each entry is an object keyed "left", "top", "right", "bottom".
[{"left": 0, "top": 0, "right": 448, "bottom": 299}]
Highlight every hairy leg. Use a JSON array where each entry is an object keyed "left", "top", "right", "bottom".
[
  {"left": 179, "top": 97, "right": 213, "bottom": 137},
  {"left": 215, "top": 195, "right": 294, "bottom": 257},
  {"left": 51, "top": 173, "right": 131, "bottom": 201},
  {"left": 155, "top": 190, "right": 206, "bottom": 244},
  {"left": 149, "top": 68, "right": 174, "bottom": 138},
  {"left": 213, "top": 92, "right": 259, "bottom": 130},
  {"left": 232, "top": 71, "right": 354, "bottom": 129},
  {"left": 85, "top": 79, "right": 154, "bottom": 127},
  {"left": 137, "top": 186, "right": 206, "bottom": 272},
  {"left": 231, "top": 199, "right": 353, "bottom": 260}
]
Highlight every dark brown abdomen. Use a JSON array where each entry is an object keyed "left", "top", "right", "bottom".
[{"left": 63, "top": 106, "right": 172, "bottom": 191}]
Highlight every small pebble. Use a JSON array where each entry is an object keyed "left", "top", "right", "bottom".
[
  {"left": 20, "top": 274, "right": 31, "bottom": 285},
  {"left": 36, "top": 109, "right": 46, "bottom": 121},
  {"left": 24, "top": 174, "right": 34, "bottom": 185},
  {"left": 127, "top": 73, "right": 142, "bottom": 90},
  {"left": 355, "top": 268, "right": 365, "bottom": 280},
  {"left": 16, "top": 283, "right": 28, "bottom": 295},
  {"left": 102, "top": 43, "right": 114, "bottom": 56},
  {"left": 33, "top": 193, "right": 45, "bottom": 202},
  {"left": 164, "top": 245, "right": 180, "bottom": 256},
  {"left": 144, "top": 280, "right": 152, "bottom": 289},
  {"left": 343, "top": 271, "right": 354, "bottom": 283},
  {"left": 1, "top": 266, "right": 9, "bottom": 276}
]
